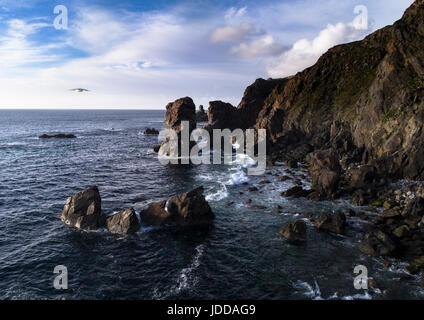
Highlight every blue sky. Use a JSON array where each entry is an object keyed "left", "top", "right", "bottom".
[{"left": 0, "top": 0, "right": 414, "bottom": 108}]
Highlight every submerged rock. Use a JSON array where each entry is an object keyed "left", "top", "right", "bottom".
[
  {"left": 312, "top": 211, "right": 346, "bottom": 235},
  {"left": 141, "top": 187, "right": 214, "bottom": 226},
  {"left": 279, "top": 220, "right": 307, "bottom": 244},
  {"left": 39, "top": 133, "right": 76, "bottom": 139},
  {"left": 281, "top": 186, "right": 311, "bottom": 198},
  {"left": 61, "top": 186, "right": 104, "bottom": 230},
  {"left": 106, "top": 208, "right": 140, "bottom": 235}
]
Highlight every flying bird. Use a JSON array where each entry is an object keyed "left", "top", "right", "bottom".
[{"left": 69, "top": 88, "right": 90, "bottom": 93}]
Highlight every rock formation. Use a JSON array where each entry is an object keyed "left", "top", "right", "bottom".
[
  {"left": 251, "top": 0, "right": 424, "bottom": 182},
  {"left": 141, "top": 186, "right": 214, "bottom": 226},
  {"left": 157, "top": 97, "right": 197, "bottom": 158},
  {"left": 279, "top": 220, "right": 307, "bottom": 244},
  {"left": 39, "top": 134, "right": 76, "bottom": 139},
  {"left": 106, "top": 208, "right": 140, "bottom": 235},
  {"left": 143, "top": 128, "right": 159, "bottom": 135},
  {"left": 61, "top": 186, "right": 104, "bottom": 230}
]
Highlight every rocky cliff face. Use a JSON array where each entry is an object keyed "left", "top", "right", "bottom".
[{"left": 252, "top": 0, "right": 424, "bottom": 181}]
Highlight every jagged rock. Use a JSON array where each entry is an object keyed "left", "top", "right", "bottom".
[
  {"left": 140, "top": 200, "right": 170, "bottom": 225},
  {"left": 281, "top": 186, "right": 311, "bottom": 198},
  {"left": 158, "top": 97, "right": 197, "bottom": 157},
  {"left": 164, "top": 97, "right": 196, "bottom": 133},
  {"left": 143, "top": 128, "right": 159, "bottom": 135},
  {"left": 237, "top": 78, "right": 286, "bottom": 129},
  {"left": 349, "top": 165, "right": 379, "bottom": 189},
  {"left": 279, "top": 220, "right": 307, "bottom": 244},
  {"left": 204, "top": 100, "right": 239, "bottom": 131},
  {"left": 307, "top": 148, "right": 342, "bottom": 198},
  {"left": 106, "top": 208, "right": 140, "bottom": 235},
  {"left": 312, "top": 211, "right": 346, "bottom": 234},
  {"left": 140, "top": 187, "right": 214, "bottom": 226},
  {"left": 39, "top": 134, "right": 76, "bottom": 139},
  {"left": 250, "top": 1, "right": 424, "bottom": 181},
  {"left": 61, "top": 186, "right": 104, "bottom": 230},
  {"left": 392, "top": 225, "right": 410, "bottom": 238},
  {"left": 359, "top": 230, "right": 397, "bottom": 257},
  {"left": 285, "top": 159, "right": 298, "bottom": 169},
  {"left": 403, "top": 197, "right": 424, "bottom": 217}
]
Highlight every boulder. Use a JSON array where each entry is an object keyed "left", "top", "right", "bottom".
[
  {"left": 279, "top": 220, "right": 307, "bottom": 244},
  {"left": 349, "top": 165, "right": 379, "bottom": 189},
  {"left": 140, "top": 200, "right": 171, "bottom": 226},
  {"left": 281, "top": 186, "right": 311, "bottom": 198},
  {"left": 284, "top": 159, "right": 298, "bottom": 169},
  {"left": 106, "top": 208, "right": 140, "bottom": 235},
  {"left": 312, "top": 211, "right": 346, "bottom": 234},
  {"left": 39, "top": 133, "right": 76, "bottom": 139},
  {"left": 403, "top": 197, "right": 424, "bottom": 217},
  {"left": 143, "top": 128, "right": 159, "bottom": 135},
  {"left": 61, "top": 186, "right": 104, "bottom": 230},
  {"left": 307, "top": 148, "right": 342, "bottom": 198},
  {"left": 141, "top": 187, "right": 214, "bottom": 226},
  {"left": 359, "top": 230, "right": 397, "bottom": 257}
]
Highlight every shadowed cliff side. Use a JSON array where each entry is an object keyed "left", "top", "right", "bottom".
[{"left": 252, "top": 0, "right": 424, "bottom": 181}]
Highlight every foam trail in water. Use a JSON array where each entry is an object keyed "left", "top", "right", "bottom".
[
  {"left": 206, "top": 183, "right": 229, "bottom": 202},
  {"left": 171, "top": 244, "right": 205, "bottom": 295}
]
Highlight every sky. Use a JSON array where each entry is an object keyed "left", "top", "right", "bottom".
[{"left": 0, "top": 0, "right": 415, "bottom": 109}]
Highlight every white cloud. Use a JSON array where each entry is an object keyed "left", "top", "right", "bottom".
[
  {"left": 267, "top": 17, "right": 371, "bottom": 77},
  {"left": 231, "top": 35, "right": 286, "bottom": 58},
  {"left": 210, "top": 23, "right": 254, "bottom": 43},
  {"left": 0, "top": 19, "right": 58, "bottom": 69},
  {"left": 224, "top": 7, "right": 247, "bottom": 21}
]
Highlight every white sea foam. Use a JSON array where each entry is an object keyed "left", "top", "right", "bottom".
[
  {"left": 226, "top": 169, "right": 249, "bottom": 185},
  {"left": 206, "top": 184, "right": 229, "bottom": 202},
  {"left": 171, "top": 244, "right": 205, "bottom": 295}
]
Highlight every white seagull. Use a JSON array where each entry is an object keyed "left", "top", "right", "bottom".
[{"left": 69, "top": 88, "right": 90, "bottom": 93}]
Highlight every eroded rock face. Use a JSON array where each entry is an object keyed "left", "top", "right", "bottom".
[
  {"left": 249, "top": 0, "right": 424, "bottom": 180},
  {"left": 206, "top": 101, "right": 239, "bottom": 131},
  {"left": 279, "top": 220, "right": 307, "bottom": 244},
  {"left": 141, "top": 187, "right": 214, "bottom": 226},
  {"left": 164, "top": 97, "right": 196, "bottom": 133},
  {"left": 106, "top": 208, "right": 140, "bottom": 235},
  {"left": 61, "top": 186, "right": 104, "bottom": 230},
  {"left": 307, "top": 148, "right": 342, "bottom": 198},
  {"left": 312, "top": 211, "right": 346, "bottom": 235}
]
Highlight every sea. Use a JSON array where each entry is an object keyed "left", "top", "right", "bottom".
[{"left": 0, "top": 109, "right": 423, "bottom": 300}]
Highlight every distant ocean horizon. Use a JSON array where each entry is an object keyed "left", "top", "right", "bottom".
[{"left": 1, "top": 109, "right": 422, "bottom": 299}]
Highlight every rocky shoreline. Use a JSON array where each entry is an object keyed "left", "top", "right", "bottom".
[{"left": 59, "top": 0, "right": 424, "bottom": 291}]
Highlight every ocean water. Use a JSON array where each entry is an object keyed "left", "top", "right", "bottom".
[{"left": 0, "top": 109, "right": 423, "bottom": 300}]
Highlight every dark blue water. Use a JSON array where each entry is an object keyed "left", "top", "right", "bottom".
[{"left": 0, "top": 109, "right": 422, "bottom": 300}]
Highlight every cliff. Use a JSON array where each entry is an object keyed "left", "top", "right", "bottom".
[{"left": 248, "top": 0, "right": 424, "bottom": 181}]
